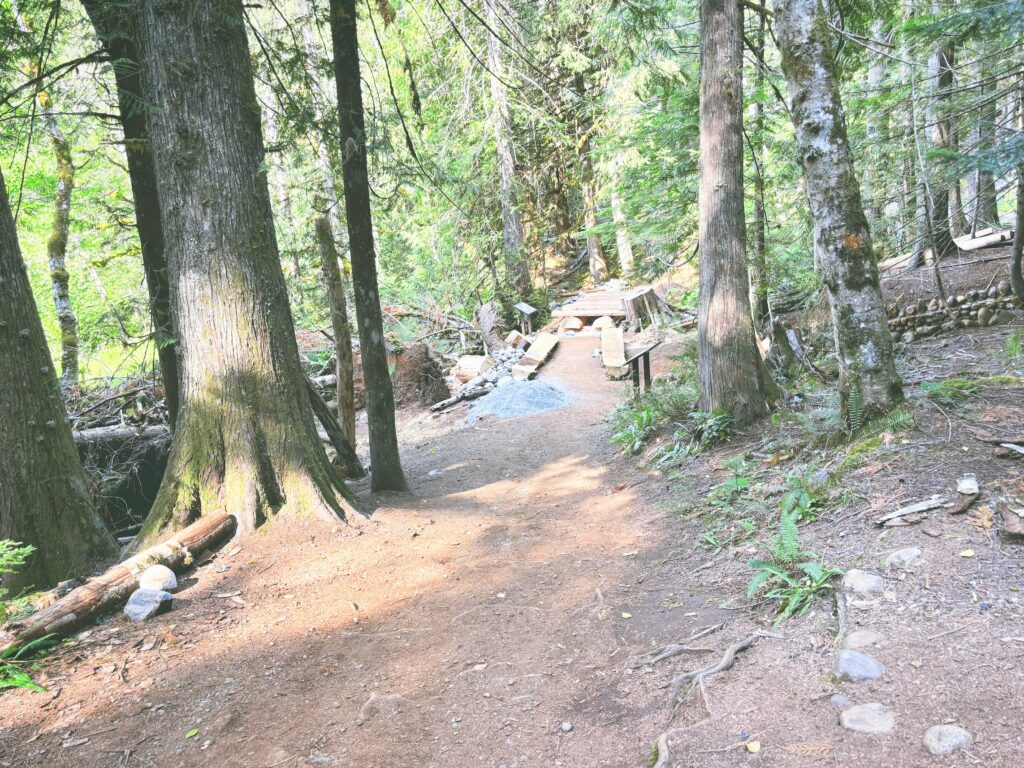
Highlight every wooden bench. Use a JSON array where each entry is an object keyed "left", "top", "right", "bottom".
[{"left": 624, "top": 341, "right": 661, "bottom": 391}]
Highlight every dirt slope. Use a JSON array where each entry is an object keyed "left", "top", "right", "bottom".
[{"left": 2, "top": 328, "right": 1023, "bottom": 768}]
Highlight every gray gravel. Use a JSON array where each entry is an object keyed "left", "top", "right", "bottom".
[{"left": 466, "top": 380, "right": 573, "bottom": 425}]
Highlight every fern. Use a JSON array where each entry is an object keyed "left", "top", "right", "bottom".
[
  {"left": 771, "top": 510, "right": 803, "bottom": 564},
  {"left": 846, "top": 380, "right": 864, "bottom": 433}
]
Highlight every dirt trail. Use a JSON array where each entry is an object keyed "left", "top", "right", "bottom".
[{"left": 0, "top": 337, "right": 717, "bottom": 767}]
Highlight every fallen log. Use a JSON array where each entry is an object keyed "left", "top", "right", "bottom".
[
  {"left": 72, "top": 424, "right": 169, "bottom": 446},
  {"left": 0, "top": 514, "right": 236, "bottom": 655}
]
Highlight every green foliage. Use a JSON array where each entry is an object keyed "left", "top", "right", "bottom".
[
  {"left": 747, "top": 511, "right": 843, "bottom": 625},
  {"left": 1007, "top": 329, "right": 1022, "bottom": 364},
  {"left": 779, "top": 464, "right": 823, "bottom": 523},
  {"left": 920, "top": 375, "right": 1019, "bottom": 406},
  {"left": 609, "top": 405, "right": 658, "bottom": 454},
  {"left": 707, "top": 456, "right": 753, "bottom": 510},
  {"left": 0, "top": 540, "right": 35, "bottom": 624}
]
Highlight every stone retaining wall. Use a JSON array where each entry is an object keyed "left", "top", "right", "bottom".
[{"left": 888, "top": 280, "right": 1023, "bottom": 342}]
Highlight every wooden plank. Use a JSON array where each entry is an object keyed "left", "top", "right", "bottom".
[
  {"left": 522, "top": 332, "right": 559, "bottom": 365},
  {"left": 511, "top": 362, "right": 539, "bottom": 380},
  {"left": 601, "top": 326, "right": 626, "bottom": 370}
]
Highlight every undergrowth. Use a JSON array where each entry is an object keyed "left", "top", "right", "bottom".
[{"left": 0, "top": 540, "right": 49, "bottom": 694}]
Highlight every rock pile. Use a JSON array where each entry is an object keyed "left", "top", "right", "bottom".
[{"left": 888, "top": 281, "right": 1023, "bottom": 342}]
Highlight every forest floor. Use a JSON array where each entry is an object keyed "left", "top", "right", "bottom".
[{"left": 2, "top": 292, "right": 1024, "bottom": 767}]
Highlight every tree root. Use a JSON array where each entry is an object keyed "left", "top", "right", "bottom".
[
  {"left": 666, "top": 632, "right": 762, "bottom": 715},
  {"left": 628, "top": 623, "right": 724, "bottom": 669},
  {"left": 832, "top": 590, "right": 848, "bottom": 649},
  {"left": 651, "top": 729, "right": 675, "bottom": 768}
]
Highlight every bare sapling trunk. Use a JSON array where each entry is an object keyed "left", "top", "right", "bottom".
[
  {"left": 329, "top": 0, "right": 409, "bottom": 492},
  {"left": 974, "top": 78, "right": 1001, "bottom": 228},
  {"left": 574, "top": 73, "right": 608, "bottom": 284},
  {"left": 81, "top": 0, "right": 180, "bottom": 427},
  {"left": 696, "top": 0, "right": 776, "bottom": 425},
  {"left": 775, "top": 0, "right": 904, "bottom": 425},
  {"left": 315, "top": 216, "right": 357, "bottom": 445},
  {"left": 0, "top": 167, "right": 118, "bottom": 593},
  {"left": 129, "top": 0, "right": 359, "bottom": 545},
  {"left": 1012, "top": 73, "right": 1024, "bottom": 301},
  {"left": 485, "top": 0, "right": 530, "bottom": 297}
]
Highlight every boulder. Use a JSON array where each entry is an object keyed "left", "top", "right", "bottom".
[
  {"left": 842, "top": 569, "right": 883, "bottom": 596},
  {"left": 923, "top": 725, "right": 972, "bottom": 756},
  {"left": 840, "top": 703, "right": 895, "bottom": 734},
  {"left": 123, "top": 589, "right": 174, "bottom": 622},
  {"left": 834, "top": 650, "right": 885, "bottom": 682},
  {"left": 138, "top": 564, "right": 177, "bottom": 592}
]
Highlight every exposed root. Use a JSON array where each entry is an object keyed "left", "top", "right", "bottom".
[
  {"left": 666, "top": 632, "right": 763, "bottom": 716},
  {"left": 832, "top": 590, "right": 848, "bottom": 649},
  {"left": 651, "top": 729, "right": 675, "bottom": 768},
  {"left": 627, "top": 623, "right": 724, "bottom": 669}
]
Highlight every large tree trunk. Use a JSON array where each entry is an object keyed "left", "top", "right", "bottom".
[
  {"left": 0, "top": 167, "right": 118, "bottom": 593},
  {"left": 749, "top": 10, "right": 770, "bottom": 332},
  {"left": 574, "top": 73, "right": 608, "bottom": 285},
  {"left": 485, "top": 0, "right": 530, "bottom": 297},
  {"left": 80, "top": 0, "right": 180, "bottom": 427},
  {"left": 315, "top": 216, "right": 356, "bottom": 446},
  {"left": 775, "top": 0, "right": 904, "bottom": 425},
  {"left": 863, "top": 17, "right": 889, "bottom": 252},
  {"left": 926, "top": 8, "right": 957, "bottom": 261},
  {"left": 329, "top": 0, "right": 409, "bottom": 492},
  {"left": 974, "top": 77, "right": 1001, "bottom": 229},
  {"left": 129, "top": 0, "right": 358, "bottom": 545},
  {"left": 610, "top": 189, "right": 634, "bottom": 276},
  {"left": 696, "top": 0, "right": 775, "bottom": 425}
]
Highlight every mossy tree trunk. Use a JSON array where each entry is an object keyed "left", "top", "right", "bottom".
[
  {"left": 129, "top": 0, "right": 358, "bottom": 545},
  {"left": 0, "top": 167, "right": 118, "bottom": 593},
  {"left": 775, "top": 0, "right": 904, "bottom": 425},
  {"left": 80, "top": 0, "right": 179, "bottom": 427},
  {"left": 749, "top": 10, "right": 770, "bottom": 332},
  {"left": 315, "top": 216, "right": 356, "bottom": 446},
  {"left": 46, "top": 127, "right": 79, "bottom": 388},
  {"left": 696, "top": 0, "right": 776, "bottom": 425},
  {"left": 925, "top": 9, "right": 957, "bottom": 260},
  {"left": 329, "top": 0, "right": 409, "bottom": 492}
]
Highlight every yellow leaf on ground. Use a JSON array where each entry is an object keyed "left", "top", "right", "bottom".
[
  {"left": 621, "top": 612, "right": 632, "bottom": 619},
  {"left": 745, "top": 741, "right": 761, "bottom": 753},
  {"left": 959, "top": 549, "right": 976, "bottom": 558}
]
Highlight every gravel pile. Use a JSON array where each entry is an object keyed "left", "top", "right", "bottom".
[{"left": 466, "top": 380, "right": 572, "bottom": 425}]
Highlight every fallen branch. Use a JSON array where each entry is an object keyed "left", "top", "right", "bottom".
[
  {"left": 832, "top": 590, "right": 848, "bottom": 649},
  {"left": 666, "top": 632, "right": 762, "bottom": 712},
  {"left": 874, "top": 495, "right": 948, "bottom": 526},
  {"left": 948, "top": 492, "right": 980, "bottom": 515},
  {"left": 0, "top": 514, "right": 236, "bottom": 655},
  {"left": 305, "top": 376, "right": 365, "bottom": 478},
  {"left": 430, "top": 386, "right": 489, "bottom": 412}
]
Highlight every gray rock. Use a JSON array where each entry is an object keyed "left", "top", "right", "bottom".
[
  {"left": 466, "top": 376, "right": 486, "bottom": 389},
  {"left": 123, "top": 589, "right": 174, "bottom": 622},
  {"left": 840, "top": 703, "right": 895, "bottom": 734},
  {"left": 923, "top": 724, "right": 972, "bottom": 756},
  {"left": 561, "top": 722, "right": 573, "bottom": 733},
  {"left": 830, "top": 693, "right": 852, "bottom": 710},
  {"left": 842, "top": 630, "right": 884, "bottom": 650},
  {"left": 138, "top": 564, "right": 177, "bottom": 592},
  {"left": 496, "top": 376, "right": 514, "bottom": 387},
  {"left": 809, "top": 468, "right": 830, "bottom": 492},
  {"left": 834, "top": 649, "right": 885, "bottom": 682},
  {"left": 885, "top": 547, "right": 922, "bottom": 569},
  {"left": 978, "top": 307, "right": 993, "bottom": 327},
  {"left": 843, "top": 569, "right": 884, "bottom": 596}
]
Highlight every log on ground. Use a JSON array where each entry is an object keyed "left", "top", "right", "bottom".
[{"left": 0, "top": 513, "right": 236, "bottom": 655}]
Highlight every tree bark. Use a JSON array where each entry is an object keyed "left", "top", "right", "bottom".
[
  {"left": 749, "top": 10, "right": 770, "bottom": 331},
  {"left": 775, "top": 0, "right": 905, "bottom": 425},
  {"left": 974, "top": 78, "right": 1001, "bottom": 229},
  {"left": 315, "top": 216, "right": 356, "bottom": 446},
  {"left": 128, "top": 0, "right": 358, "bottom": 545},
  {"left": 574, "top": 73, "right": 608, "bottom": 285},
  {"left": 46, "top": 126, "right": 80, "bottom": 388},
  {"left": 696, "top": 0, "right": 775, "bottom": 425},
  {"left": 611, "top": 189, "right": 634, "bottom": 276},
  {"left": 926, "top": 6, "right": 957, "bottom": 260},
  {"left": 485, "top": 0, "right": 530, "bottom": 297},
  {"left": 329, "top": 0, "right": 409, "bottom": 492},
  {"left": 80, "top": 0, "right": 180, "bottom": 427},
  {"left": 0, "top": 167, "right": 118, "bottom": 593}
]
